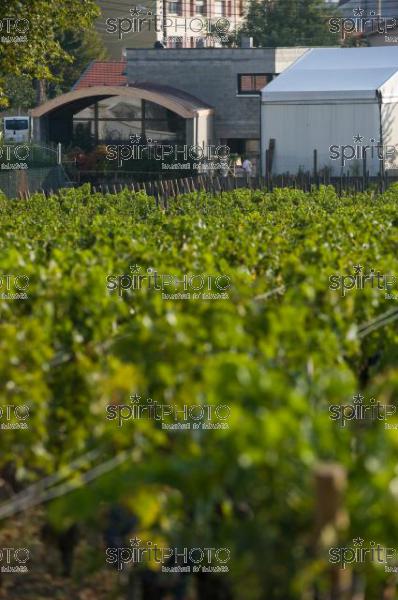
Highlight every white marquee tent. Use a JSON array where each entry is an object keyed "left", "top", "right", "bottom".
[{"left": 261, "top": 47, "right": 398, "bottom": 176}]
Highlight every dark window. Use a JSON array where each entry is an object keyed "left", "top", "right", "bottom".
[
  {"left": 168, "top": 1, "right": 182, "bottom": 15},
  {"left": 238, "top": 74, "right": 272, "bottom": 94},
  {"left": 5, "top": 119, "right": 29, "bottom": 130},
  {"left": 224, "top": 139, "right": 245, "bottom": 154}
]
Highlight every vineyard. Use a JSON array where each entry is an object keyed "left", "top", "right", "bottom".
[{"left": 0, "top": 184, "right": 398, "bottom": 599}]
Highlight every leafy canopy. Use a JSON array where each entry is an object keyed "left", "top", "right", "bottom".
[
  {"left": 0, "top": 0, "right": 100, "bottom": 106},
  {"left": 239, "top": 0, "right": 341, "bottom": 47}
]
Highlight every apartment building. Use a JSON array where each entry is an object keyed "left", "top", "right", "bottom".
[{"left": 96, "top": 0, "right": 245, "bottom": 56}]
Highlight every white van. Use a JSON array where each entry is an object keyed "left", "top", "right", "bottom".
[{"left": 3, "top": 116, "right": 31, "bottom": 143}]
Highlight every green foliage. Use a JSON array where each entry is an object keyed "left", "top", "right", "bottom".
[
  {"left": 48, "top": 28, "right": 108, "bottom": 97},
  {"left": 239, "top": 0, "right": 340, "bottom": 48},
  {"left": 0, "top": 186, "right": 397, "bottom": 598},
  {"left": 3, "top": 75, "right": 35, "bottom": 112},
  {"left": 0, "top": 0, "right": 100, "bottom": 106}
]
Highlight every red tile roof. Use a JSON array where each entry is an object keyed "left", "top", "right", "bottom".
[{"left": 73, "top": 60, "right": 127, "bottom": 90}]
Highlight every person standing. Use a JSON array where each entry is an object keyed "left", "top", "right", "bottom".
[{"left": 242, "top": 157, "right": 252, "bottom": 185}]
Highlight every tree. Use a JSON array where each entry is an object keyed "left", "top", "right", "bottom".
[
  {"left": 239, "top": 0, "right": 341, "bottom": 47},
  {"left": 0, "top": 0, "right": 100, "bottom": 107},
  {"left": 48, "top": 28, "right": 108, "bottom": 98},
  {"left": 3, "top": 75, "right": 35, "bottom": 112}
]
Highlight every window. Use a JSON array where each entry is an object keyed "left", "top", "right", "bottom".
[
  {"left": 168, "top": 1, "right": 182, "bottom": 15},
  {"left": 238, "top": 73, "right": 272, "bottom": 94},
  {"left": 214, "top": 0, "right": 225, "bottom": 16},
  {"left": 73, "top": 99, "right": 186, "bottom": 144},
  {"left": 5, "top": 119, "right": 29, "bottom": 131},
  {"left": 195, "top": 0, "right": 206, "bottom": 14},
  {"left": 224, "top": 139, "right": 245, "bottom": 154},
  {"left": 168, "top": 36, "right": 183, "bottom": 48}
]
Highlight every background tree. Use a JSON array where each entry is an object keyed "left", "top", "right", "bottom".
[
  {"left": 239, "top": 0, "right": 341, "bottom": 47},
  {"left": 3, "top": 75, "right": 35, "bottom": 112},
  {"left": 48, "top": 28, "right": 108, "bottom": 98}
]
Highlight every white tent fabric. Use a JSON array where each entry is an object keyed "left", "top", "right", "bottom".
[{"left": 262, "top": 47, "right": 398, "bottom": 102}]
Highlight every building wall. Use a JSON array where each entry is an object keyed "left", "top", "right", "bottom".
[
  {"left": 161, "top": 0, "right": 247, "bottom": 49},
  {"left": 261, "top": 101, "right": 381, "bottom": 175},
  {"left": 339, "top": 0, "right": 398, "bottom": 19},
  {"left": 274, "top": 48, "right": 311, "bottom": 74},
  {"left": 126, "top": 48, "right": 309, "bottom": 143}
]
